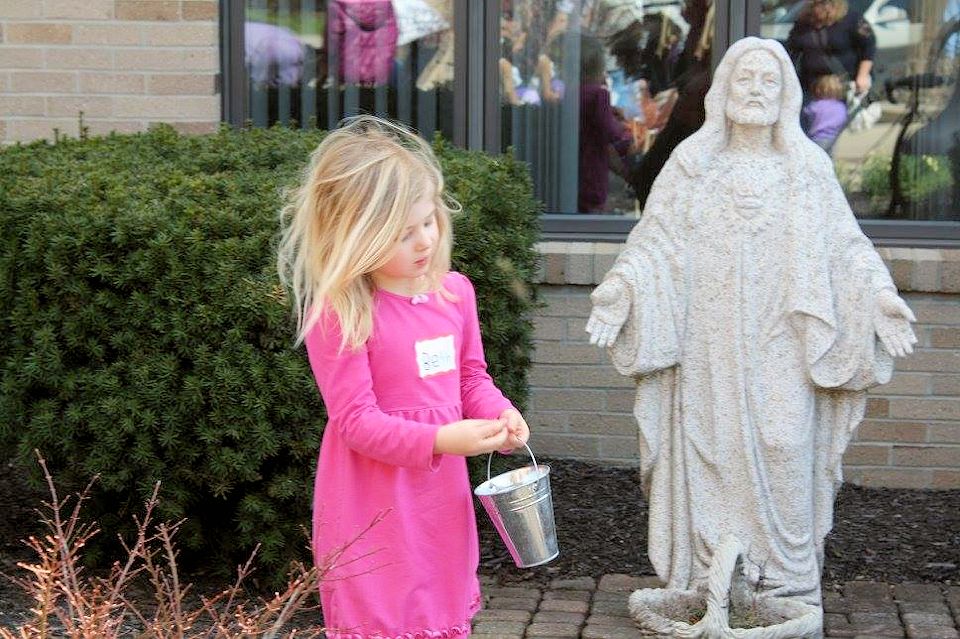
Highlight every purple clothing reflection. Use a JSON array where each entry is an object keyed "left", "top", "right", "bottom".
[
  {"left": 328, "top": 0, "right": 398, "bottom": 86},
  {"left": 245, "top": 22, "right": 304, "bottom": 87},
  {"left": 579, "top": 82, "right": 632, "bottom": 213},
  {"left": 802, "top": 98, "right": 847, "bottom": 147}
]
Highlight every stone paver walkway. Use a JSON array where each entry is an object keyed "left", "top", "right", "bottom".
[{"left": 474, "top": 574, "right": 960, "bottom": 639}]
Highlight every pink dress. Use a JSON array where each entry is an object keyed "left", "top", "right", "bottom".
[{"left": 306, "top": 271, "right": 514, "bottom": 639}]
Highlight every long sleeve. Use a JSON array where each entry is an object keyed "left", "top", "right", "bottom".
[
  {"left": 455, "top": 273, "right": 515, "bottom": 420},
  {"left": 305, "top": 310, "right": 443, "bottom": 470}
]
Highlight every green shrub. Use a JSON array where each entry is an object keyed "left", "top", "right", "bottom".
[
  {"left": 859, "top": 154, "right": 953, "bottom": 203},
  {"left": 0, "top": 124, "right": 540, "bottom": 577}
]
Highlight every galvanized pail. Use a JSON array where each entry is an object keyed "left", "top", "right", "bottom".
[{"left": 474, "top": 443, "right": 559, "bottom": 568}]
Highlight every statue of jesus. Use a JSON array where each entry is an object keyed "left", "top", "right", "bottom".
[{"left": 586, "top": 36, "right": 916, "bottom": 604}]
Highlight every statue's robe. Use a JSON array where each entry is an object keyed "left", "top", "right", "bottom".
[{"left": 606, "top": 146, "right": 895, "bottom": 602}]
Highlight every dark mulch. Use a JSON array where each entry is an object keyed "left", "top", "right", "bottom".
[{"left": 478, "top": 458, "right": 960, "bottom": 587}]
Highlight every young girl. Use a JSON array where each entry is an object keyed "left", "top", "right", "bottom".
[
  {"left": 276, "top": 115, "right": 530, "bottom": 639},
  {"left": 802, "top": 73, "right": 848, "bottom": 151}
]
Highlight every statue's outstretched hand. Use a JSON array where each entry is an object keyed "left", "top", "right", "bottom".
[
  {"left": 874, "top": 288, "right": 917, "bottom": 358},
  {"left": 586, "top": 275, "right": 630, "bottom": 348}
]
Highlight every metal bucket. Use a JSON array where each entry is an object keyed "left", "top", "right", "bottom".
[{"left": 474, "top": 443, "right": 559, "bottom": 568}]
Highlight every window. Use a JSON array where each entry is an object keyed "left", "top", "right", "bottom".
[{"left": 763, "top": 0, "right": 960, "bottom": 226}]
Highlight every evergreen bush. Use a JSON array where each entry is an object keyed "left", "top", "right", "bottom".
[{"left": 0, "top": 124, "right": 540, "bottom": 576}]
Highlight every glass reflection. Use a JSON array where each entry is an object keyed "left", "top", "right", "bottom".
[
  {"left": 500, "top": 0, "right": 715, "bottom": 216},
  {"left": 244, "top": 0, "right": 454, "bottom": 140},
  {"left": 763, "top": 0, "right": 959, "bottom": 221}
]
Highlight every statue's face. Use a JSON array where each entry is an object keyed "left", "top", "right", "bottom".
[{"left": 725, "top": 49, "right": 782, "bottom": 127}]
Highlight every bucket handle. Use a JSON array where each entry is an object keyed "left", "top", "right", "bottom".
[{"left": 486, "top": 441, "right": 539, "bottom": 482}]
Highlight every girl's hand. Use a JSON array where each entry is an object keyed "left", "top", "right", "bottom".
[
  {"left": 434, "top": 419, "right": 509, "bottom": 456},
  {"left": 854, "top": 73, "right": 872, "bottom": 96},
  {"left": 498, "top": 408, "right": 530, "bottom": 453}
]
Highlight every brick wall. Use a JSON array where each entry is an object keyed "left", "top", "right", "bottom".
[
  {"left": 0, "top": 0, "right": 220, "bottom": 144},
  {"left": 528, "top": 244, "right": 960, "bottom": 490}
]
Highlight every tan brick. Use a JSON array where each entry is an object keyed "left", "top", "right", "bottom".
[
  {"left": 79, "top": 72, "right": 145, "bottom": 94},
  {"left": 532, "top": 389, "right": 605, "bottom": 412},
  {"left": 113, "top": 95, "right": 218, "bottom": 119},
  {"left": 598, "top": 436, "right": 639, "bottom": 460},
  {"left": 182, "top": 1, "right": 218, "bottom": 21},
  {"left": 44, "top": 0, "right": 113, "bottom": 19},
  {"left": 912, "top": 260, "right": 941, "bottom": 292},
  {"left": 929, "top": 423, "right": 960, "bottom": 444},
  {"left": 564, "top": 365, "right": 634, "bottom": 389},
  {"left": 0, "top": 72, "right": 8, "bottom": 93},
  {"left": 853, "top": 467, "right": 932, "bottom": 489},
  {"left": 932, "top": 374, "right": 960, "bottom": 396},
  {"left": 865, "top": 397, "right": 889, "bottom": 418},
  {"left": 888, "top": 398, "right": 960, "bottom": 421},
  {"left": 533, "top": 317, "right": 566, "bottom": 341},
  {"left": 889, "top": 259, "right": 912, "bottom": 290},
  {"left": 531, "top": 434, "right": 601, "bottom": 459},
  {"left": 529, "top": 365, "right": 569, "bottom": 387},
  {"left": 10, "top": 70, "right": 77, "bottom": 93},
  {"left": 46, "top": 96, "right": 113, "bottom": 118},
  {"left": 565, "top": 318, "right": 590, "bottom": 343},
  {"left": 6, "top": 23, "right": 72, "bottom": 44},
  {"left": 605, "top": 389, "right": 636, "bottom": 412},
  {"left": 162, "top": 120, "right": 218, "bottom": 135},
  {"left": 932, "top": 470, "right": 960, "bottom": 488},
  {"left": 855, "top": 420, "right": 927, "bottom": 443},
  {"left": 896, "top": 350, "right": 960, "bottom": 373},
  {"left": 82, "top": 119, "right": 147, "bottom": 136},
  {"left": 45, "top": 47, "right": 114, "bottom": 70},
  {"left": 0, "top": 120, "right": 6, "bottom": 143},
  {"left": 565, "top": 254, "right": 595, "bottom": 285},
  {"left": 910, "top": 300, "right": 960, "bottom": 326},
  {"left": 115, "top": 1, "right": 180, "bottom": 20},
  {"left": 74, "top": 23, "right": 142, "bottom": 45},
  {"left": 532, "top": 342, "right": 603, "bottom": 365},
  {"left": 0, "top": 96, "right": 44, "bottom": 116},
  {"left": 147, "top": 73, "right": 216, "bottom": 95},
  {"left": 569, "top": 413, "right": 636, "bottom": 436},
  {"left": 525, "top": 411, "right": 568, "bottom": 434},
  {"left": 538, "top": 293, "right": 593, "bottom": 318},
  {"left": 892, "top": 445, "right": 960, "bottom": 467},
  {"left": 843, "top": 443, "right": 891, "bottom": 466},
  {"left": 875, "top": 372, "right": 931, "bottom": 395},
  {"left": 6, "top": 117, "right": 78, "bottom": 142},
  {"left": 0, "top": 1, "right": 41, "bottom": 18},
  {"left": 142, "top": 23, "right": 216, "bottom": 46},
  {"left": 930, "top": 327, "right": 960, "bottom": 348},
  {"left": 0, "top": 47, "right": 46, "bottom": 68},
  {"left": 114, "top": 47, "right": 218, "bottom": 72},
  {"left": 941, "top": 262, "right": 960, "bottom": 293}
]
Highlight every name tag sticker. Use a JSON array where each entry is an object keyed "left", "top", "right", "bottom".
[{"left": 415, "top": 335, "right": 456, "bottom": 378}]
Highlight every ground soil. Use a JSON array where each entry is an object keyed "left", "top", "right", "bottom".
[{"left": 2, "top": 455, "right": 958, "bottom": 626}]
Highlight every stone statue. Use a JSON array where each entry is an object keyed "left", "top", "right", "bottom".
[{"left": 586, "top": 36, "right": 916, "bottom": 619}]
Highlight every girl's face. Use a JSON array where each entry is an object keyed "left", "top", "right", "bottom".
[{"left": 371, "top": 183, "right": 440, "bottom": 293}]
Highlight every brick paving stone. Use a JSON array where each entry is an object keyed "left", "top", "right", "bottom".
[
  {"left": 593, "top": 591, "right": 631, "bottom": 603},
  {"left": 900, "top": 601, "right": 952, "bottom": 615},
  {"left": 479, "top": 574, "right": 498, "bottom": 587},
  {"left": 586, "top": 614, "right": 637, "bottom": 628},
  {"left": 581, "top": 624, "right": 648, "bottom": 639},
  {"left": 634, "top": 576, "right": 664, "bottom": 589},
  {"left": 823, "top": 592, "right": 849, "bottom": 613},
  {"left": 486, "top": 587, "right": 544, "bottom": 600},
  {"left": 590, "top": 599, "right": 631, "bottom": 617},
  {"left": 488, "top": 597, "right": 541, "bottom": 612},
  {"left": 473, "top": 621, "right": 530, "bottom": 636},
  {"left": 598, "top": 575, "right": 642, "bottom": 592},
  {"left": 550, "top": 577, "right": 596, "bottom": 591},
  {"left": 904, "top": 628, "right": 959, "bottom": 639},
  {"left": 471, "top": 633, "right": 525, "bottom": 639},
  {"left": 896, "top": 584, "right": 946, "bottom": 602},
  {"left": 824, "top": 612, "right": 855, "bottom": 636},
  {"left": 532, "top": 611, "right": 586, "bottom": 625},
  {"left": 543, "top": 590, "right": 593, "bottom": 603},
  {"left": 525, "top": 622, "right": 582, "bottom": 638},
  {"left": 844, "top": 581, "right": 894, "bottom": 602},
  {"left": 846, "top": 598, "right": 898, "bottom": 614},
  {"left": 848, "top": 611, "right": 905, "bottom": 637},
  {"left": 539, "top": 599, "right": 590, "bottom": 614},
  {"left": 946, "top": 587, "right": 960, "bottom": 615},
  {"left": 903, "top": 613, "right": 957, "bottom": 627},
  {"left": 474, "top": 610, "right": 533, "bottom": 623}
]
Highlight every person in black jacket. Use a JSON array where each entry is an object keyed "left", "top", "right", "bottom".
[{"left": 785, "top": 0, "right": 876, "bottom": 97}]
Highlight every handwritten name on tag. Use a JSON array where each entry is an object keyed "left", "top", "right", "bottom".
[{"left": 415, "top": 334, "right": 456, "bottom": 378}]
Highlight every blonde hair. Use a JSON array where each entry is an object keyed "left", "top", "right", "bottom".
[
  {"left": 799, "top": 0, "right": 848, "bottom": 27},
  {"left": 276, "top": 116, "right": 457, "bottom": 350},
  {"left": 812, "top": 73, "right": 845, "bottom": 100}
]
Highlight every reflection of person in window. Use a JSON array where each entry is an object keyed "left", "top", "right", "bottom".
[
  {"left": 578, "top": 36, "right": 634, "bottom": 213},
  {"left": 499, "top": 0, "right": 564, "bottom": 105},
  {"left": 785, "top": 0, "right": 876, "bottom": 97},
  {"left": 802, "top": 73, "right": 847, "bottom": 151},
  {"left": 245, "top": 22, "right": 304, "bottom": 87}
]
